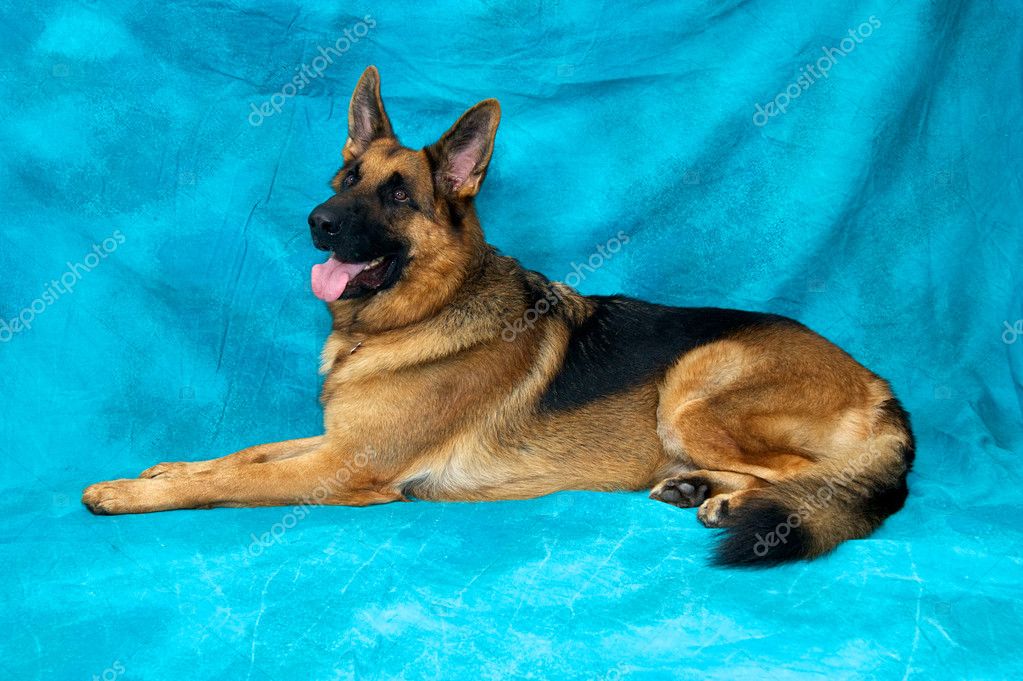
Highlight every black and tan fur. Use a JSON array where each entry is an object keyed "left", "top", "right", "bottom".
[{"left": 83, "top": 67, "right": 914, "bottom": 566}]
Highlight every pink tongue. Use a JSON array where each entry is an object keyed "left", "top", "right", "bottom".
[{"left": 311, "top": 256, "right": 368, "bottom": 301}]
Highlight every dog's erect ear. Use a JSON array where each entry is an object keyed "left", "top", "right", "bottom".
[
  {"left": 426, "top": 99, "right": 501, "bottom": 199},
  {"left": 344, "top": 66, "right": 394, "bottom": 160}
]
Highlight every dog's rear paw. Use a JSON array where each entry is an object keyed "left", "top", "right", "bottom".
[
  {"left": 649, "top": 475, "right": 710, "bottom": 508},
  {"left": 697, "top": 495, "right": 734, "bottom": 528}
]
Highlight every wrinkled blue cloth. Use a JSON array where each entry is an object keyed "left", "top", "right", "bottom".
[{"left": 1, "top": 1, "right": 1021, "bottom": 679}]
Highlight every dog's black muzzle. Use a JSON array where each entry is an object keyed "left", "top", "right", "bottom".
[{"left": 307, "top": 198, "right": 402, "bottom": 261}]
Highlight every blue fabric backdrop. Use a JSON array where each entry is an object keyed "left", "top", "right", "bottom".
[{"left": 1, "top": 1, "right": 1021, "bottom": 679}]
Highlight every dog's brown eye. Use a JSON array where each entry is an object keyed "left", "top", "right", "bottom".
[
  {"left": 343, "top": 172, "right": 356, "bottom": 188},
  {"left": 393, "top": 188, "right": 409, "bottom": 202}
]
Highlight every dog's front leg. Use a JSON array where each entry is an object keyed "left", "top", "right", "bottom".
[
  {"left": 81, "top": 440, "right": 400, "bottom": 514},
  {"left": 134, "top": 436, "right": 324, "bottom": 480}
]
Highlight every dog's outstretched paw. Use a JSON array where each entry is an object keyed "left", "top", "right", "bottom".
[
  {"left": 649, "top": 476, "right": 710, "bottom": 508},
  {"left": 82, "top": 479, "right": 167, "bottom": 515},
  {"left": 83, "top": 480, "right": 134, "bottom": 515}
]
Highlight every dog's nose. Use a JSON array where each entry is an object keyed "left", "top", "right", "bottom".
[{"left": 308, "top": 207, "right": 341, "bottom": 235}]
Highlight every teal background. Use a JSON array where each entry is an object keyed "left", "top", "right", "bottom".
[{"left": 1, "top": 1, "right": 1021, "bottom": 679}]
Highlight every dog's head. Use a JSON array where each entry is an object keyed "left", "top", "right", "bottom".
[{"left": 308, "top": 66, "right": 499, "bottom": 325}]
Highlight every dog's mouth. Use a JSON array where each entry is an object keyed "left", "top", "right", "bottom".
[{"left": 311, "top": 253, "right": 399, "bottom": 301}]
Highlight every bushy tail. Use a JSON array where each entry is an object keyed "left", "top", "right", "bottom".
[{"left": 714, "top": 399, "right": 915, "bottom": 567}]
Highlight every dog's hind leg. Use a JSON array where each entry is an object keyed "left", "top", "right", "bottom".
[
  {"left": 650, "top": 338, "right": 814, "bottom": 529},
  {"left": 82, "top": 438, "right": 401, "bottom": 514}
]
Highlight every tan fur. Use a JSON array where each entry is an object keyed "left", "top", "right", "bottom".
[
  {"left": 82, "top": 68, "right": 911, "bottom": 566},
  {"left": 649, "top": 324, "right": 909, "bottom": 534},
  {"left": 82, "top": 275, "right": 901, "bottom": 518}
]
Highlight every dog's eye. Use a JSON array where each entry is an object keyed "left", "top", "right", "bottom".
[
  {"left": 342, "top": 172, "right": 356, "bottom": 188},
  {"left": 392, "top": 188, "right": 409, "bottom": 202}
]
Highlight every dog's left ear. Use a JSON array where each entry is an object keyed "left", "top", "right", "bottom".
[
  {"left": 426, "top": 99, "right": 501, "bottom": 199},
  {"left": 344, "top": 66, "right": 394, "bottom": 161}
]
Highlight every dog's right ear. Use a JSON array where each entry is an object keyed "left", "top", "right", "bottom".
[{"left": 343, "top": 66, "right": 394, "bottom": 161}]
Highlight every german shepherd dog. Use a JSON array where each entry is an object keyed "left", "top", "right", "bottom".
[{"left": 83, "top": 67, "right": 914, "bottom": 566}]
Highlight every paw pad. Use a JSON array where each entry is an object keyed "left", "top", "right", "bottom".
[{"left": 650, "top": 476, "right": 710, "bottom": 508}]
